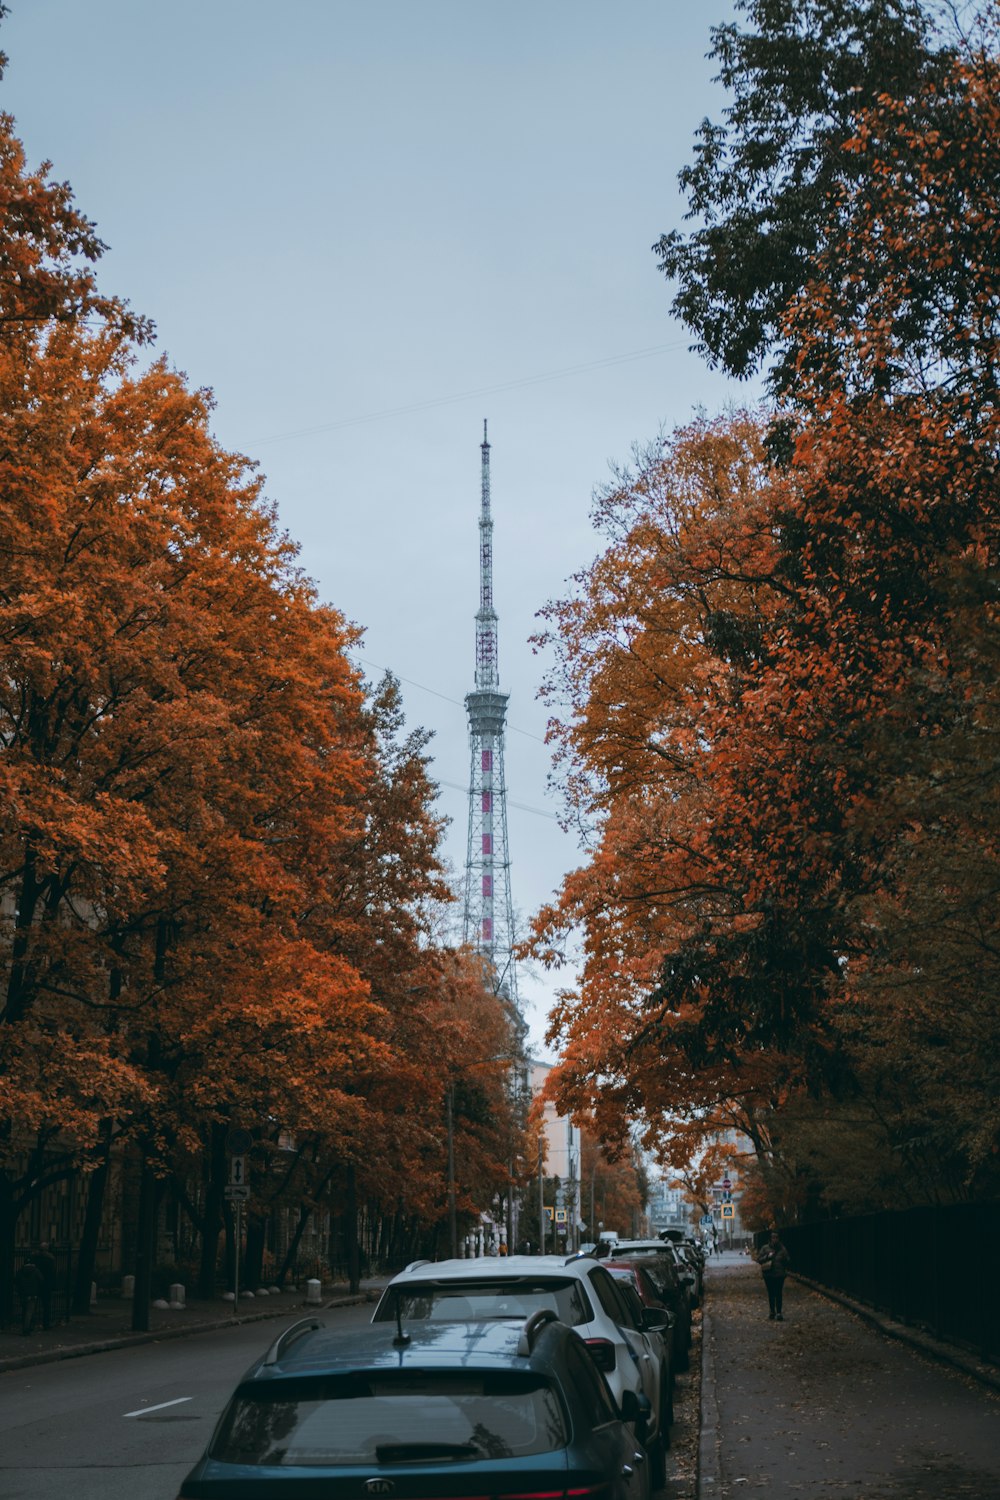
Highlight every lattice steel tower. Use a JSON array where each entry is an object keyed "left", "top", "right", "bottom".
[{"left": 463, "top": 421, "right": 519, "bottom": 1010}]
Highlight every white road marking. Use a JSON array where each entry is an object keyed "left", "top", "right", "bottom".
[{"left": 123, "top": 1396, "right": 193, "bottom": 1417}]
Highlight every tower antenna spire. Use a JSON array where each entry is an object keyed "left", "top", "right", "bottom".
[{"left": 463, "top": 421, "right": 519, "bottom": 1014}]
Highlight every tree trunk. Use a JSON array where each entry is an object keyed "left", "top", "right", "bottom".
[
  {"left": 73, "top": 1127, "right": 112, "bottom": 1314},
  {"left": 131, "top": 1157, "right": 158, "bottom": 1333},
  {"left": 196, "top": 1123, "right": 228, "bottom": 1298},
  {"left": 0, "top": 1171, "right": 15, "bottom": 1328},
  {"left": 243, "top": 1213, "right": 266, "bottom": 1291},
  {"left": 276, "top": 1201, "right": 313, "bottom": 1286},
  {"left": 345, "top": 1164, "right": 360, "bottom": 1294}
]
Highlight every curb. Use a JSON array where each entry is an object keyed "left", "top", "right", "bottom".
[
  {"left": 0, "top": 1292, "right": 370, "bottom": 1375},
  {"left": 696, "top": 1304, "right": 721, "bottom": 1497},
  {"left": 792, "top": 1275, "right": 1000, "bottom": 1395}
]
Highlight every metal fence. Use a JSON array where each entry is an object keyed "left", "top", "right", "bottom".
[{"left": 780, "top": 1201, "right": 1000, "bottom": 1365}]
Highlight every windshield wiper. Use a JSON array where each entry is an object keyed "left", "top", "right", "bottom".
[{"left": 375, "top": 1442, "right": 480, "bottom": 1463}]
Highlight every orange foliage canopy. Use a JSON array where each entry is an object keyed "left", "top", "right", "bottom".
[
  {"left": 0, "top": 101, "right": 519, "bottom": 1241},
  {"left": 529, "top": 26, "right": 1000, "bottom": 1207}
]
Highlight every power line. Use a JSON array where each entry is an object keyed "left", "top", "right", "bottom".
[
  {"left": 434, "top": 779, "right": 561, "bottom": 824},
  {"left": 252, "top": 339, "right": 689, "bottom": 447},
  {"left": 356, "top": 654, "right": 547, "bottom": 744}
]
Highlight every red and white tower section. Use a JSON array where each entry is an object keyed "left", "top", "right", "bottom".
[{"left": 463, "top": 421, "right": 519, "bottom": 1010}]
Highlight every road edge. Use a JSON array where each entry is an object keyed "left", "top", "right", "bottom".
[
  {"left": 696, "top": 1303, "right": 721, "bottom": 1498},
  {"left": 0, "top": 1293, "right": 370, "bottom": 1375}
]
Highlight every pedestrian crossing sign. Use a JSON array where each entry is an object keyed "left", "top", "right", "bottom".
[{"left": 722, "top": 1204, "right": 734, "bottom": 1218}]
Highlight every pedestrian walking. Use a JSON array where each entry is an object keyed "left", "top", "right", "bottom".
[
  {"left": 14, "top": 1260, "right": 44, "bottom": 1335},
  {"left": 755, "top": 1230, "right": 791, "bottom": 1319},
  {"left": 31, "top": 1242, "right": 57, "bottom": 1329}
]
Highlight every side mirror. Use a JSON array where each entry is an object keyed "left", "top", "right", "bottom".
[
  {"left": 619, "top": 1389, "right": 641, "bottom": 1424},
  {"left": 642, "top": 1308, "right": 671, "bottom": 1333},
  {"left": 619, "top": 1389, "right": 651, "bottom": 1427}
]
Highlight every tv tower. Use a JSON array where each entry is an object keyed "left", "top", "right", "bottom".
[{"left": 463, "top": 421, "right": 519, "bottom": 1011}]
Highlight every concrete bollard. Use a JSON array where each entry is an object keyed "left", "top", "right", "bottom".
[
  {"left": 305, "top": 1278, "right": 322, "bottom": 1305},
  {"left": 169, "top": 1282, "right": 186, "bottom": 1308},
  {"left": 122, "top": 1274, "right": 135, "bottom": 1299},
  {"left": 90, "top": 1281, "right": 97, "bottom": 1308}
]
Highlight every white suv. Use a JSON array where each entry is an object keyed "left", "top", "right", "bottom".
[{"left": 372, "top": 1254, "right": 670, "bottom": 1482}]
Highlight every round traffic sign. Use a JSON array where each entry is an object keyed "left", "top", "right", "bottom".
[{"left": 227, "top": 1127, "right": 253, "bottom": 1154}]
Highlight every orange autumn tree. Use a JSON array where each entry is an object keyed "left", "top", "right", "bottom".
[
  {"left": 0, "top": 85, "right": 521, "bottom": 1320},
  {"left": 532, "top": 8, "right": 1000, "bottom": 1214},
  {"left": 0, "top": 305, "right": 392, "bottom": 1317},
  {"left": 578, "top": 1127, "right": 646, "bottom": 1241},
  {"left": 530, "top": 413, "right": 806, "bottom": 1156}
]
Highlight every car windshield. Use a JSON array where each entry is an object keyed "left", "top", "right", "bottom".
[
  {"left": 377, "top": 1278, "right": 592, "bottom": 1327},
  {"left": 209, "top": 1371, "right": 567, "bottom": 1467}
]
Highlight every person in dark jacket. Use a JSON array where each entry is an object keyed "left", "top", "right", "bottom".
[
  {"left": 756, "top": 1231, "right": 791, "bottom": 1319},
  {"left": 14, "top": 1260, "right": 44, "bottom": 1335}
]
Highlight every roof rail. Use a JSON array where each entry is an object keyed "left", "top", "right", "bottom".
[
  {"left": 263, "top": 1317, "right": 323, "bottom": 1366},
  {"left": 402, "top": 1259, "right": 432, "bottom": 1273},
  {"left": 516, "top": 1308, "right": 559, "bottom": 1356}
]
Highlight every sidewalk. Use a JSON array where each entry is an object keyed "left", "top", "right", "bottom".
[
  {"left": 0, "top": 1279, "right": 386, "bottom": 1374},
  {"left": 698, "top": 1253, "right": 1000, "bottom": 1498}
]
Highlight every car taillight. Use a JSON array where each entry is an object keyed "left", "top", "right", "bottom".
[
  {"left": 584, "top": 1337, "right": 617, "bottom": 1372},
  {"left": 499, "top": 1489, "right": 611, "bottom": 1500}
]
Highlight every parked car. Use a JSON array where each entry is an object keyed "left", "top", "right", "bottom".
[
  {"left": 613, "top": 1238, "right": 699, "bottom": 1297},
  {"left": 605, "top": 1261, "right": 676, "bottom": 1431},
  {"left": 371, "top": 1254, "right": 668, "bottom": 1483},
  {"left": 176, "top": 1312, "right": 652, "bottom": 1500},
  {"left": 657, "top": 1240, "right": 702, "bottom": 1308},
  {"left": 597, "top": 1241, "right": 693, "bottom": 1369},
  {"left": 605, "top": 1262, "right": 677, "bottom": 1370},
  {"left": 672, "top": 1242, "right": 704, "bottom": 1305}
]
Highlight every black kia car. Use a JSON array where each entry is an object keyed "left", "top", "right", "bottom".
[{"left": 176, "top": 1312, "right": 652, "bottom": 1500}]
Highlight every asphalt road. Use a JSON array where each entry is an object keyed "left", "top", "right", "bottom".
[{"left": 0, "top": 1299, "right": 375, "bottom": 1498}]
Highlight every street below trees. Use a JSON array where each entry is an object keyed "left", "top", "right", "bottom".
[
  {"left": 5, "top": 1257, "right": 998, "bottom": 1499},
  {"left": 0, "top": 1298, "right": 374, "bottom": 1498}
]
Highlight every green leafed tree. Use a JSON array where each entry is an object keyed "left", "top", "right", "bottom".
[{"left": 653, "top": 0, "right": 950, "bottom": 386}]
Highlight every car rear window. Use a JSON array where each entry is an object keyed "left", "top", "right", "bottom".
[
  {"left": 210, "top": 1371, "right": 567, "bottom": 1467},
  {"left": 377, "top": 1278, "right": 593, "bottom": 1327}
]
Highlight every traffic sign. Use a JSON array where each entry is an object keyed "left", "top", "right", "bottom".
[
  {"left": 721, "top": 1178, "right": 732, "bottom": 1190},
  {"left": 701, "top": 1214, "right": 714, "bottom": 1226},
  {"left": 229, "top": 1155, "right": 246, "bottom": 1187},
  {"left": 227, "top": 1128, "right": 253, "bottom": 1154},
  {"left": 721, "top": 1203, "right": 734, "bottom": 1218},
  {"left": 225, "top": 1184, "right": 250, "bottom": 1202}
]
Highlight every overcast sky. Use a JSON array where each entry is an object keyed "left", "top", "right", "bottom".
[{"left": 4, "top": 1, "right": 758, "bottom": 1053}]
